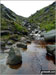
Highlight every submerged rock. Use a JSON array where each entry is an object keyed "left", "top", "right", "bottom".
[
  {"left": 17, "top": 42, "right": 27, "bottom": 49},
  {"left": 7, "top": 47, "right": 22, "bottom": 65}
]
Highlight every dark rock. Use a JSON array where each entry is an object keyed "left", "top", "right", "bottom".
[
  {"left": 22, "top": 32, "right": 28, "bottom": 35},
  {"left": 7, "top": 47, "right": 22, "bottom": 65},
  {"left": 17, "top": 42, "right": 27, "bottom": 49},
  {"left": 12, "top": 38, "right": 18, "bottom": 41},
  {"left": 35, "top": 31, "right": 38, "bottom": 34},
  {"left": 26, "top": 40, "right": 31, "bottom": 43},
  {"left": 0, "top": 30, "right": 12, "bottom": 36}
]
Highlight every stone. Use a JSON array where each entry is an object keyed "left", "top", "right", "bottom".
[
  {"left": 46, "top": 44, "right": 56, "bottom": 57},
  {"left": 43, "top": 30, "right": 56, "bottom": 42},
  {"left": 7, "top": 47, "right": 22, "bottom": 65},
  {"left": 17, "top": 42, "right": 27, "bottom": 49},
  {"left": 26, "top": 40, "right": 31, "bottom": 43}
]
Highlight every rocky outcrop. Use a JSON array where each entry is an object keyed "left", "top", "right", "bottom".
[{"left": 7, "top": 47, "right": 22, "bottom": 65}]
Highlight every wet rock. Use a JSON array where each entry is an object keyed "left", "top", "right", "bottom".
[
  {"left": 7, "top": 47, "right": 22, "bottom": 65},
  {"left": 26, "top": 40, "right": 31, "bottom": 43},
  {"left": 46, "top": 44, "right": 56, "bottom": 57},
  {"left": 17, "top": 42, "right": 27, "bottom": 49}
]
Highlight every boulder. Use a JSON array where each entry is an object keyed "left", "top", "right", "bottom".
[
  {"left": 7, "top": 47, "right": 22, "bottom": 65},
  {"left": 46, "top": 44, "right": 56, "bottom": 57},
  {"left": 26, "top": 40, "right": 31, "bottom": 43},
  {"left": 42, "top": 30, "right": 56, "bottom": 42},
  {"left": 17, "top": 42, "right": 27, "bottom": 49}
]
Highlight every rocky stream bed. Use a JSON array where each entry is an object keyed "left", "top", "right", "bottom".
[{"left": 0, "top": 40, "right": 56, "bottom": 75}]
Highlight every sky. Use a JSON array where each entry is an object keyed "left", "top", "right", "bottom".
[{"left": 1, "top": 1, "right": 54, "bottom": 17}]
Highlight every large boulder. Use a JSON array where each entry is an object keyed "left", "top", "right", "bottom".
[
  {"left": 17, "top": 42, "right": 27, "bottom": 49},
  {"left": 46, "top": 44, "right": 56, "bottom": 57},
  {"left": 42, "top": 30, "right": 56, "bottom": 42},
  {"left": 7, "top": 47, "right": 22, "bottom": 65}
]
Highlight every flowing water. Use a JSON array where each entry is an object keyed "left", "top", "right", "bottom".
[{"left": 0, "top": 41, "right": 56, "bottom": 75}]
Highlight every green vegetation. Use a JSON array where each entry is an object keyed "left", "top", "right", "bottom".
[
  {"left": 0, "top": 4, "right": 27, "bottom": 33},
  {"left": 14, "top": 22, "right": 28, "bottom": 32},
  {"left": 0, "top": 2, "right": 55, "bottom": 34},
  {"left": 28, "top": 2, "right": 55, "bottom": 31}
]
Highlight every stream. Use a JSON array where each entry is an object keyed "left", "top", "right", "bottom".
[{"left": 0, "top": 40, "right": 56, "bottom": 75}]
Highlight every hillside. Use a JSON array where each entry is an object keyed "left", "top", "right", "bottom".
[
  {"left": 28, "top": 2, "right": 55, "bottom": 31},
  {"left": 0, "top": 4, "right": 27, "bottom": 33}
]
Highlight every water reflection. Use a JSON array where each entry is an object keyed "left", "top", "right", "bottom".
[
  {"left": 46, "top": 54, "right": 55, "bottom": 64},
  {"left": 8, "top": 63, "right": 22, "bottom": 69},
  {"left": 22, "top": 48, "right": 27, "bottom": 52}
]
